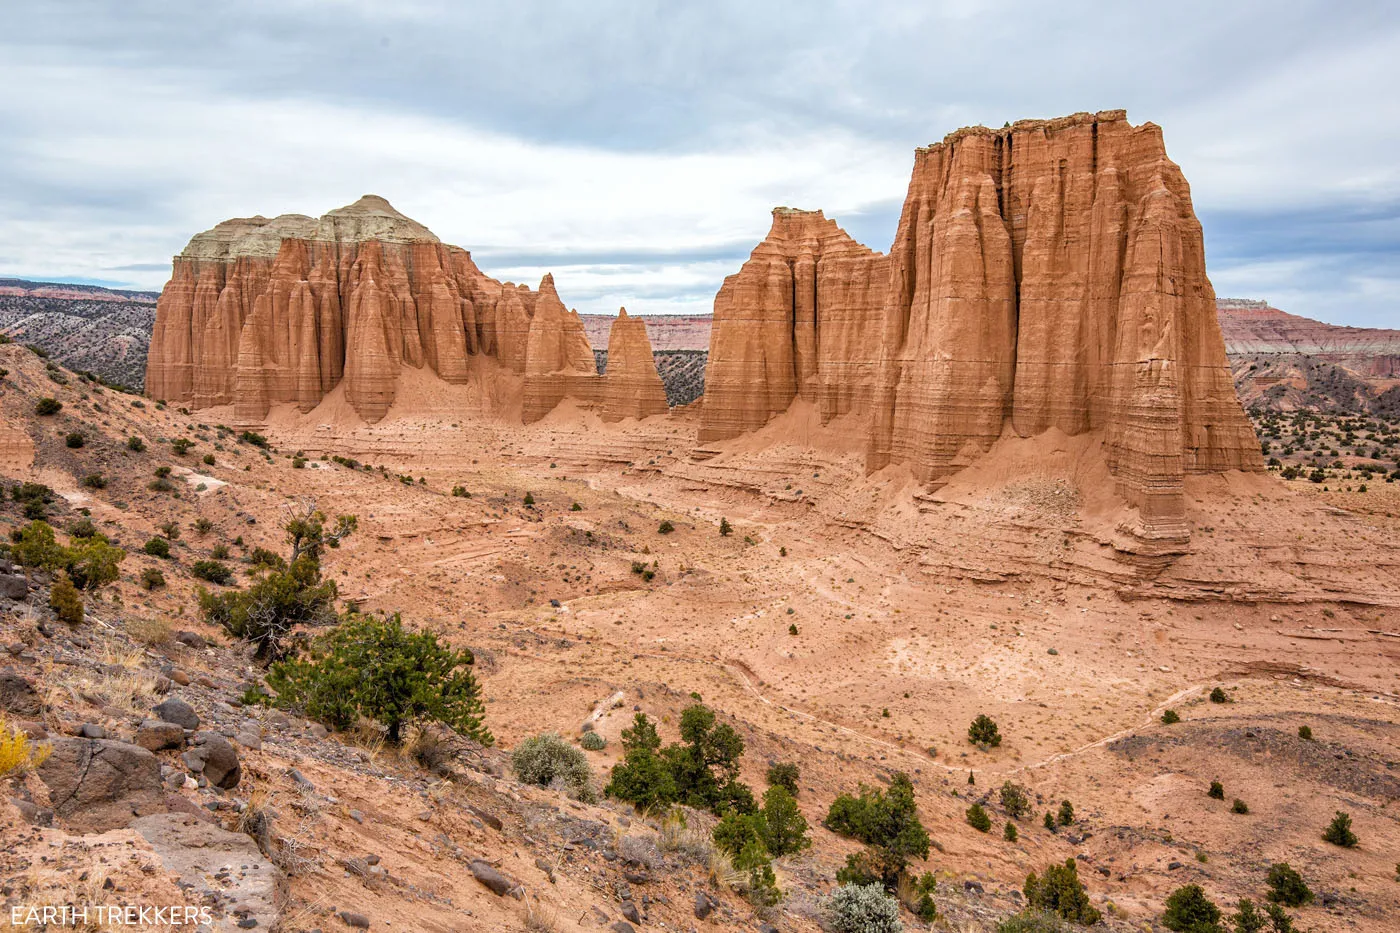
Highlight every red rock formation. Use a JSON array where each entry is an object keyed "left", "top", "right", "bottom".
[
  {"left": 146, "top": 196, "right": 598, "bottom": 423},
  {"left": 602, "top": 308, "right": 669, "bottom": 421},
  {"left": 703, "top": 112, "right": 1263, "bottom": 543},
  {"left": 521, "top": 274, "right": 602, "bottom": 422},
  {"left": 699, "top": 209, "right": 888, "bottom": 442}
]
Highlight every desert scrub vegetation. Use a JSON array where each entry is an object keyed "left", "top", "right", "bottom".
[
  {"left": 966, "top": 802, "right": 992, "bottom": 832},
  {"left": 823, "top": 882, "right": 903, "bottom": 933},
  {"left": 1023, "top": 859, "right": 1101, "bottom": 925},
  {"left": 580, "top": 731, "right": 606, "bottom": 751},
  {"left": 826, "top": 772, "right": 931, "bottom": 890},
  {"left": 1000, "top": 780, "right": 1031, "bottom": 819},
  {"left": 512, "top": 733, "right": 594, "bottom": 800},
  {"left": 766, "top": 761, "right": 799, "bottom": 795},
  {"left": 262, "top": 610, "right": 490, "bottom": 746},
  {"left": 48, "top": 573, "right": 84, "bottom": 625},
  {"left": 1, "top": 719, "right": 51, "bottom": 778},
  {"left": 968, "top": 713, "right": 1002, "bottom": 747},
  {"left": 1323, "top": 810, "right": 1358, "bottom": 847},
  {"left": 996, "top": 911, "right": 1072, "bottom": 933},
  {"left": 1265, "top": 863, "right": 1313, "bottom": 907},
  {"left": 605, "top": 705, "right": 754, "bottom": 816}
]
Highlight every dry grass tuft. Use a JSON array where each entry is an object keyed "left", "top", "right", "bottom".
[
  {"left": 0, "top": 717, "right": 51, "bottom": 778},
  {"left": 125, "top": 615, "right": 174, "bottom": 647}
]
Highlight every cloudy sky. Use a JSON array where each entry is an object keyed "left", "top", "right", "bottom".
[{"left": 2, "top": 1, "right": 1398, "bottom": 327}]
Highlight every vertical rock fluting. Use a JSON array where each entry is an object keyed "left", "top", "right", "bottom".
[
  {"left": 698, "top": 209, "right": 888, "bottom": 443},
  {"left": 146, "top": 196, "right": 619, "bottom": 423},
  {"left": 601, "top": 308, "right": 669, "bottom": 421},
  {"left": 703, "top": 112, "right": 1262, "bottom": 542}
]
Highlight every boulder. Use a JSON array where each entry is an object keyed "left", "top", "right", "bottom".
[
  {"left": 37, "top": 738, "right": 167, "bottom": 831},
  {"left": 135, "top": 719, "right": 186, "bottom": 751},
  {"left": 0, "top": 667, "right": 42, "bottom": 716},
  {"left": 154, "top": 697, "right": 200, "bottom": 730},
  {"left": 0, "top": 573, "right": 28, "bottom": 600},
  {"left": 182, "top": 732, "right": 240, "bottom": 789},
  {"left": 469, "top": 859, "right": 515, "bottom": 896},
  {"left": 133, "top": 813, "right": 280, "bottom": 931}
]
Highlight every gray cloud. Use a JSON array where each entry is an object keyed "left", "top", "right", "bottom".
[{"left": 1, "top": 1, "right": 1397, "bottom": 325}]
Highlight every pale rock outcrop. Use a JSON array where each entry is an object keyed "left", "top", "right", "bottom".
[
  {"left": 602, "top": 308, "right": 669, "bottom": 421},
  {"left": 146, "top": 196, "right": 617, "bottom": 423},
  {"left": 703, "top": 112, "right": 1262, "bottom": 543},
  {"left": 699, "top": 209, "right": 888, "bottom": 442}
]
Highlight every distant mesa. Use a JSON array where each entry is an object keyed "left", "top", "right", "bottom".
[
  {"left": 699, "top": 111, "right": 1264, "bottom": 546},
  {"left": 145, "top": 195, "right": 666, "bottom": 424}
]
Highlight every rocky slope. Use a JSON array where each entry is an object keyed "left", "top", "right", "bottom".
[
  {"left": 701, "top": 111, "right": 1263, "bottom": 547},
  {"left": 1220, "top": 300, "right": 1400, "bottom": 416},
  {"left": 144, "top": 196, "right": 665, "bottom": 425},
  {"left": 0, "top": 286, "right": 156, "bottom": 390}
]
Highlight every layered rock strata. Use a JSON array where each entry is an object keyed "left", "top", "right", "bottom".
[
  {"left": 704, "top": 112, "right": 1263, "bottom": 542},
  {"left": 146, "top": 196, "right": 629, "bottom": 424},
  {"left": 601, "top": 308, "right": 669, "bottom": 421},
  {"left": 699, "top": 209, "right": 888, "bottom": 442}
]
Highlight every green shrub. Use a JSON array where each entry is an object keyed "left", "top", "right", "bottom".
[
  {"left": 211, "top": 544, "right": 230, "bottom": 560},
  {"left": 1209, "top": 687, "right": 1229, "bottom": 704},
  {"left": 719, "top": 517, "right": 733, "bottom": 536},
  {"left": 906, "top": 871, "right": 937, "bottom": 921},
  {"left": 10, "top": 521, "right": 65, "bottom": 571},
  {"left": 49, "top": 573, "right": 83, "bottom": 625},
  {"left": 127, "top": 436, "right": 145, "bottom": 452},
  {"left": 658, "top": 520, "right": 675, "bottom": 534},
  {"left": 1323, "top": 811, "right": 1357, "bottom": 847},
  {"left": 239, "top": 430, "right": 269, "bottom": 448},
  {"left": 451, "top": 486, "right": 468, "bottom": 497},
  {"left": 823, "top": 882, "right": 902, "bottom": 933},
  {"left": 1024, "top": 859, "right": 1101, "bottom": 925},
  {"left": 1000, "top": 781, "right": 1031, "bottom": 819},
  {"left": 580, "top": 731, "right": 606, "bottom": 751},
  {"left": 267, "top": 610, "right": 490, "bottom": 746},
  {"left": 826, "top": 772, "right": 930, "bottom": 888},
  {"left": 191, "top": 560, "right": 233, "bottom": 584},
  {"left": 1161, "top": 709, "right": 1181, "bottom": 724},
  {"left": 65, "top": 432, "right": 85, "bottom": 448},
  {"left": 202, "top": 558, "right": 332, "bottom": 659},
  {"left": 966, "top": 803, "right": 992, "bottom": 832},
  {"left": 1231, "top": 799, "right": 1249, "bottom": 815},
  {"left": 1043, "top": 811, "right": 1056, "bottom": 831},
  {"left": 666, "top": 703, "right": 752, "bottom": 814},
  {"left": 604, "top": 722, "right": 677, "bottom": 811},
  {"left": 34, "top": 397, "right": 62, "bottom": 416},
  {"left": 1265, "top": 863, "right": 1313, "bottom": 907},
  {"left": 511, "top": 733, "right": 593, "bottom": 798},
  {"left": 140, "top": 567, "right": 166, "bottom": 590},
  {"left": 758, "top": 784, "right": 810, "bottom": 856},
  {"left": 80, "top": 473, "right": 106, "bottom": 489},
  {"left": 194, "top": 517, "right": 213, "bottom": 535},
  {"left": 171, "top": 438, "right": 194, "bottom": 455},
  {"left": 1005, "top": 821, "right": 1019, "bottom": 842},
  {"left": 64, "top": 537, "right": 125, "bottom": 590},
  {"left": 1232, "top": 898, "right": 1267, "bottom": 933},
  {"left": 1297, "top": 725, "right": 1312, "bottom": 741},
  {"left": 1162, "top": 884, "right": 1220, "bottom": 932},
  {"left": 67, "top": 518, "right": 97, "bottom": 539},
  {"left": 523, "top": 492, "right": 535, "bottom": 506},
  {"left": 143, "top": 537, "right": 171, "bottom": 558},
  {"left": 968, "top": 714, "right": 1001, "bottom": 747},
  {"left": 767, "top": 761, "right": 800, "bottom": 796},
  {"left": 1208, "top": 781, "right": 1225, "bottom": 800},
  {"left": 1057, "top": 800, "right": 1074, "bottom": 826},
  {"left": 203, "top": 453, "right": 215, "bottom": 466}
]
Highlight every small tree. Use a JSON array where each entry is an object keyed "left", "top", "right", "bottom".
[
  {"left": 34, "top": 397, "right": 62, "bottom": 416},
  {"left": 719, "top": 517, "right": 733, "bottom": 537},
  {"left": 143, "top": 537, "right": 171, "bottom": 558},
  {"left": 1231, "top": 799, "right": 1249, "bottom": 815},
  {"left": 1161, "top": 709, "right": 1181, "bottom": 724},
  {"left": 1044, "top": 811, "right": 1056, "bottom": 831},
  {"left": 1265, "top": 863, "right": 1313, "bottom": 907},
  {"left": 1209, "top": 687, "right": 1229, "bottom": 704},
  {"left": 10, "top": 521, "right": 65, "bottom": 571},
  {"left": 1323, "top": 811, "right": 1358, "bottom": 847},
  {"left": 1024, "top": 860, "right": 1100, "bottom": 925},
  {"left": 1000, "top": 781, "right": 1031, "bottom": 819},
  {"left": 966, "top": 803, "right": 991, "bottom": 832},
  {"left": 1162, "top": 885, "right": 1220, "bottom": 932},
  {"left": 1232, "top": 899, "right": 1267, "bottom": 933},
  {"left": 759, "top": 783, "right": 811, "bottom": 856},
  {"left": 64, "top": 537, "right": 125, "bottom": 590},
  {"left": 658, "top": 519, "right": 675, "bottom": 534},
  {"left": 49, "top": 573, "right": 83, "bottom": 625},
  {"left": 1208, "top": 781, "right": 1225, "bottom": 800},
  {"left": 1057, "top": 800, "right": 1074, "bottom": 826},
  {"left": 1297, "top": 725, "right": 1313, "bottom": 741},
  {"left": 968, "top": 714, "right": 1002, "bottom": 747},
  {"left": 767, "top": 761, "right": 800, "bottom": 796},
  {"left": 826, "top": 772, "right": 930, "bottom": 888},
  {"left": 266, "top": 611, "right": 490, "bottom": 746},
  {"left": 1004, "top": 821, "right": 1019, "bottom": 842}
]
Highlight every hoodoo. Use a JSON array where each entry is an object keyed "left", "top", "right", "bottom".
[
  {"left": 703, "top": 111, "right": 1264, "bottom": 542},
  {"left": 145, "top": 196, "right": 661, "bottom": 424},
  {"left": 602, "top": 309, "right": 669, "bottom": 421}
]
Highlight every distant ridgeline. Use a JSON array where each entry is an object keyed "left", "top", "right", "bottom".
[{"left": 0, "top": 278, "right": 157, "bottom": 391}]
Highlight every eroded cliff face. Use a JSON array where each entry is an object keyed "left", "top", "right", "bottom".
[
  {"left": 146, "top": 196, "right": 618, "bottom": 424},
  {"left": 705, "top": 112, "right": 1263, "bottom": 543},
  {"left": 699, "top": 209, "right": 888, "bottom": 443}
]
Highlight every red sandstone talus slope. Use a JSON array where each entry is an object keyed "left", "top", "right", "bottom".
[
  {"left": 703, "top": 111, "right": 1263, "bottom": 543},
  {"left": 146, "top": 196, "right": 660, "bottom": 424}
]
